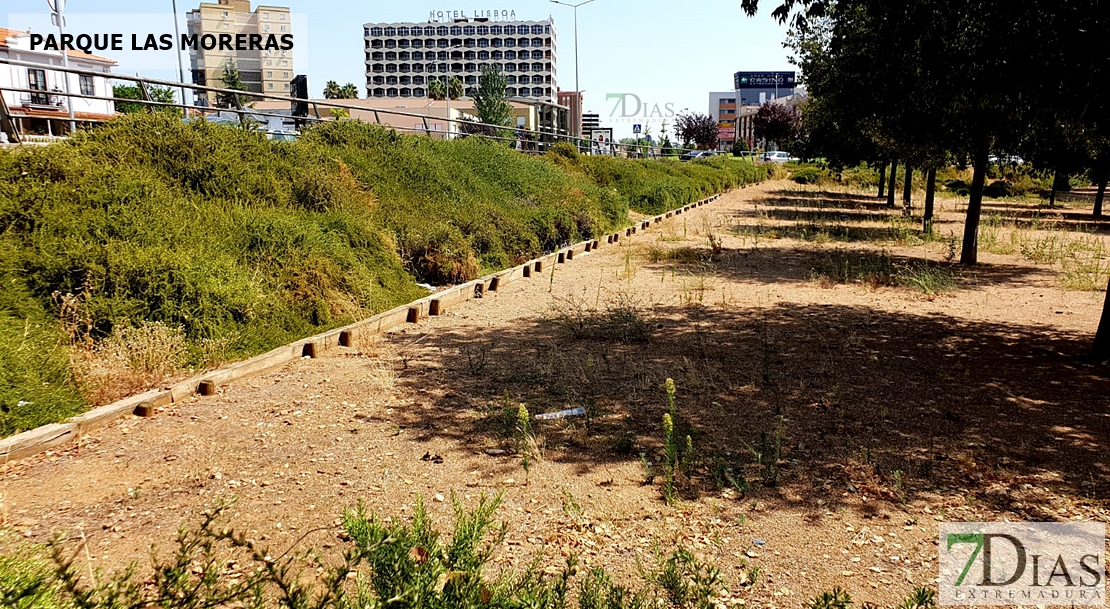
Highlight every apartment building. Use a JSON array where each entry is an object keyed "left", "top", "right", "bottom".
[
  {"left": 187, "top": 0, "right": 293, "bottom": 103},
  {"left": 362, "top": 16, "right": 557, "bottom": 102},
  {"left": 0, "top": 27, "right": 117, "bottom": 140}
]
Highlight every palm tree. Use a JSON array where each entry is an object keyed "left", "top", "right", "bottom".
[
  {"left": 338, "top": 83, "right": 360, "bottom": 99},
  {"left": 448, "top": 76, "right": 464, "bottom": 101},
  {"left": 323, "top": 80, "right": 341, "bottom": 99},
  {"left": 428, "top": 79, "right": 447, "bottom": 101}
]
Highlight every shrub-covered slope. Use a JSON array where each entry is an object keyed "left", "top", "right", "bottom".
[{"left": 0, "top": 115, "right": 766, "bottom": 434}]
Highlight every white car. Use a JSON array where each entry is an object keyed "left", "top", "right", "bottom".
[{"left": 762, "top": 151, "right": 799, "bottom": 163}]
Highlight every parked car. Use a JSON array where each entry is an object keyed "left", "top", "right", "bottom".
[
  {"left": 987, "top": 154, "right": 1024, "bottom": 165},
  {"left": 761, "top": 151, "right": 799, "bottom": 163},
  {"left": 680, "top": 150, "right": 717, "bottom": 162}
]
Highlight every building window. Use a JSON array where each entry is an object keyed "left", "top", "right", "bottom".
[
  {"left": 373, "top": 88, "right": 385, "bottom": 97},
  {"left": 463, "top": 25, "right": 475, "bottom": 35},
  {"left": 450, "top": 26, "right": 462, "bottom": 35},
  {"left": 385, "top": 40, "right": 396, "bottom": 48},
  {"left": 279, "top": 13, "right": 285, "bottom": 20},
  {"left": 531, "top": 25, "right": 544, "bottom": 35},
  {"left": 412, "top": 63, "right": 424, "bottom": 71},
  {"left": 387, "top": 88, "right": 398, "bottom": 97},
  {"left": 398, "top": 39, "right": 410, "bottom": 48},
  {"left": 372, "top": 52, "right": 383, "bottom": 61},
  {"left": 223, "top": 23, "right": 229, "bottom": 29},
  {"left": 221, "top": 10, "right": 228, "bottom": 17},
  {"left": 283, "top": 71, "right": 289, "bottom": 78},
  {"left": 492, "top": 38, "right": 503, "bottom": 47},
  {"left": 411, "top": 39, "right": 423, "bottom": 48},
  {"left": 413, "top": 76, "right": 424, "bottom": 84},
  {"left": 280, "top": 25, "right": 286, "bottom": 31},
  {"left": 284, "top": 83, "right": 290, "bottom": 89},
  {"left": 490, "top": 25, "right": 502, "bottom": 35},
  {"left": 263, "top": 12, "right": 270, "bottom": 19},
  {"left": 503, "top": 25, "right": 516, "bottom": 35},
  {"left": 398, "top": 26, "right": 410, "bottom": 36},
  {"left": 413, "top": 87, "right": 425, "bottom": 97},
  {"left": 504, "top": 38, "right": 515, "bottom": 47},
  {"left": 478, "top": 51, "right": 489, "bottom": 60},
  {"left": 464, "top": 51, "right": 476, "bottom": 60},
  {"left": 385, "top": 52, "right": 396, "bottom": 60},
  {"left": 477, "top": 39, "right": 489, "bottom": 48},
  {"left": 267, "top": 59, "right": 273, "bottom": 66},
  {"left": 27, "top": 68, "right": 47, "bottom": 104},
  {"left": 400, "top": 87, "right": 411, "bottom": 97},
  {"left": 79, "top": 74, "right": 95, "bottom": 96},
  {"left": 532, "top": 50, "right": 544, "bottom": 60},
  {"left": 373, "top": 76, "right": 384, "bottom": 84},
  {"left": 263, "top": 24, "right": 270, "bottom": 31},
  {"left": 371, "top": 40, "right": 383, "bottom": 48},
  {"left": 518, "top": 75, "right": 529, "bottom": 84},
  {"left": 506, "top": 75, "right": 515, "bottom": 84},
  {"left": 384, "top": 27, "right": 396, "bottom": 36},
  {"left": 436, "top": 26, "right": 449, "bottom": 35},
  {"left": 370, "top": 27, "right": 383, "bottom": 36},
  {"left": 505, "top": 50, "right": 517, "bottom": 60},
  {"left": 532, "top": 87, "right": 544, "bottom": 97},
  {"left": 531, "top": 37, "right": 543, "bottom": 46},
  {"left": 267, "top": 82, "right": 273, "bottom": 89},
  {"left": 532, "top": 62, "right": 543, "bottom": 72},
  {"left": 386, "top": 76, "right": 397, "bottom": 85},
  {"left": 519, "top": 38, "right": 530, "bottom": 47},
  {"left": 365, "top": 27, "right": 370, "bottom": 36},
  {"left": 504, "top": 63, "right": 515, "bottom": 72},
  {"left": 437, "top": 39, "right": 448, "bottom": 48},
  {"left": 477, "top": 25, "right": 489, "bottom": 35},
  {"left": 399, "top": 51, "right": 410, "bottom": 60},
  {"left": 267, "top": 70, "right": 273, "bottom": 77}
]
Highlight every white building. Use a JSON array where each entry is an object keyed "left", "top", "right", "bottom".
[
  {"left": 362, "top": 17, "right": 557, "bottom": 102},
  {"left": 187, "top": 0, "right": 294, "bottom": 105},
  {"left": 0, "top": 27, "right": 117, "bottom": 140}
]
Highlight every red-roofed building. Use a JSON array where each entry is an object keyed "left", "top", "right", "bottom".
[{"left": 0, "top": 27, "right": 118, "bottom": 141}]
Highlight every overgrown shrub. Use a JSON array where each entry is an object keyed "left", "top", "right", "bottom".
[
  {"left": 0, "top": 115, "right": 763, "bottom": 433},
  {"left": 3, "top": 496, "right": 738, "bottom": 609}
]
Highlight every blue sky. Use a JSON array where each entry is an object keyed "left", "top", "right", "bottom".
[{"left": 4, "top": 0, "right": 796, "bottom": 137}]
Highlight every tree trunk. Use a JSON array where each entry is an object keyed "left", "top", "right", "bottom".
[
  {"left": 924, "top": 167, "right": 936, "bottom": 232},
  {"left": 887, "top": 160, "right": 899, "bottom": 207},
  {"left": 1049, "top": 170, "right": 1058, "bottom": 208},
  {"left": 1094, "top": 177, "right": 1106, "bottom": 217},
  {"left": 1091, "top": 275, "right": 1110, "bottom": 362},
  {"left": 877, "top": 161, "right": 887, "bottom": 199},
  {"left": 960, "top": 139, "right": 990, "bottom": 265},
  {"left": 903, "top": 164, "right": 913, "bottom": 213}
]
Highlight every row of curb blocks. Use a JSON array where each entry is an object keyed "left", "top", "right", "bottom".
[{"left": 0, "top": 192, "right": 727, "bottom": 462}]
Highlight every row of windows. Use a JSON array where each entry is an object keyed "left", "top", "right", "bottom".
[
  {"left": 369, "top": 37, "right": 550, "bottom": 49},
  {"left": 366, "top": 24, "right": 550, "bottom": 37},
  {"left": 367, "top": 86, "right": 552, "bottom": 99},
  {"left": 369, "top": 62, "right": 552, "bottom": 74},
  {"left": 368, "top": 74, "right": 552, "bottom": 86},
  {"left": 369, "top": 50, "right": 549, "bottom": 61}
]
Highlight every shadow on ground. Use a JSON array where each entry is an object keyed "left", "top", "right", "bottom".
[{"left": 383, "top": 286, "right": 1110, "bottom": 521}]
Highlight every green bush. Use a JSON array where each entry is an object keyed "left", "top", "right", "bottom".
[
  {"left": 791, "top": 165, "right": 828, "bottom": 185},
  {"left": 4, "top": 497, "right": 734, "bottom": 609},
  {"left": 0, "top": 115, "right": 763, "bottom": 434}
]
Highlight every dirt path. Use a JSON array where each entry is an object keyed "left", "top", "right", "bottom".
[{"left": 5, "top": 181, "right": 1109, "bottom": 607}]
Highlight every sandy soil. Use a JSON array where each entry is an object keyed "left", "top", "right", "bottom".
[{"left": 4, "top": 180, "right": 1109, "bottom": 607}]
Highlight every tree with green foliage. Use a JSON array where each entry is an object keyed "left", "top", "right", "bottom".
[
  {"left": 448, "top": 76, "right": 464, "bottom": 101},
  {"left": 323, "top": 80, "right": 341, "bottom": 99},
  {"left": 472, "top": 66, "right": 513, "bottom": 139},
  {"left": 112, "top": 84, "right": 178, "bottom": 115},
  {"left": 216, "top": 59, "right": 247, "bottom": 108},
  {"left": 428, "top": 79, "right": 447, "bottom": 101},
  {"left": 338, "top": 83, "right": 359, "bottom": 99}
]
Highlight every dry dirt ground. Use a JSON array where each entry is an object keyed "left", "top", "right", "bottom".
[{"left": 4, "top": 180, "right": 1110, "bottom": 607}]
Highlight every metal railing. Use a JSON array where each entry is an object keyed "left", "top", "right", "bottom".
[{"left": 0, "top": 57, "right": 715, "bottom": 159}]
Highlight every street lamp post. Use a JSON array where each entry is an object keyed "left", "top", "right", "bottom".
[
  {"left": 171, "top": 0, "right": 188, "bottom": 110},
  {"left": 550, "top": 0, "right": 596, "bottom": 106},
  {"left": 46, "top": 0, "right": 76, "bottom": 134}
]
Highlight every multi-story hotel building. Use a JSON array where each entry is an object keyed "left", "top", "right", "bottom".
[
  {"left": 187, "top": 0, "right": 294, "bottom": 103},
  {"left": 362, "top": 17, "right": 558, "bottom": 102}
]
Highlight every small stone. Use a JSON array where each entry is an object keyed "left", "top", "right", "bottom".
[
  {"left": 434, "top": 493, "right": 445, "bottom": 502},
  {"left": 486, "top": 448, "right": 506, "bottom": 456}
]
